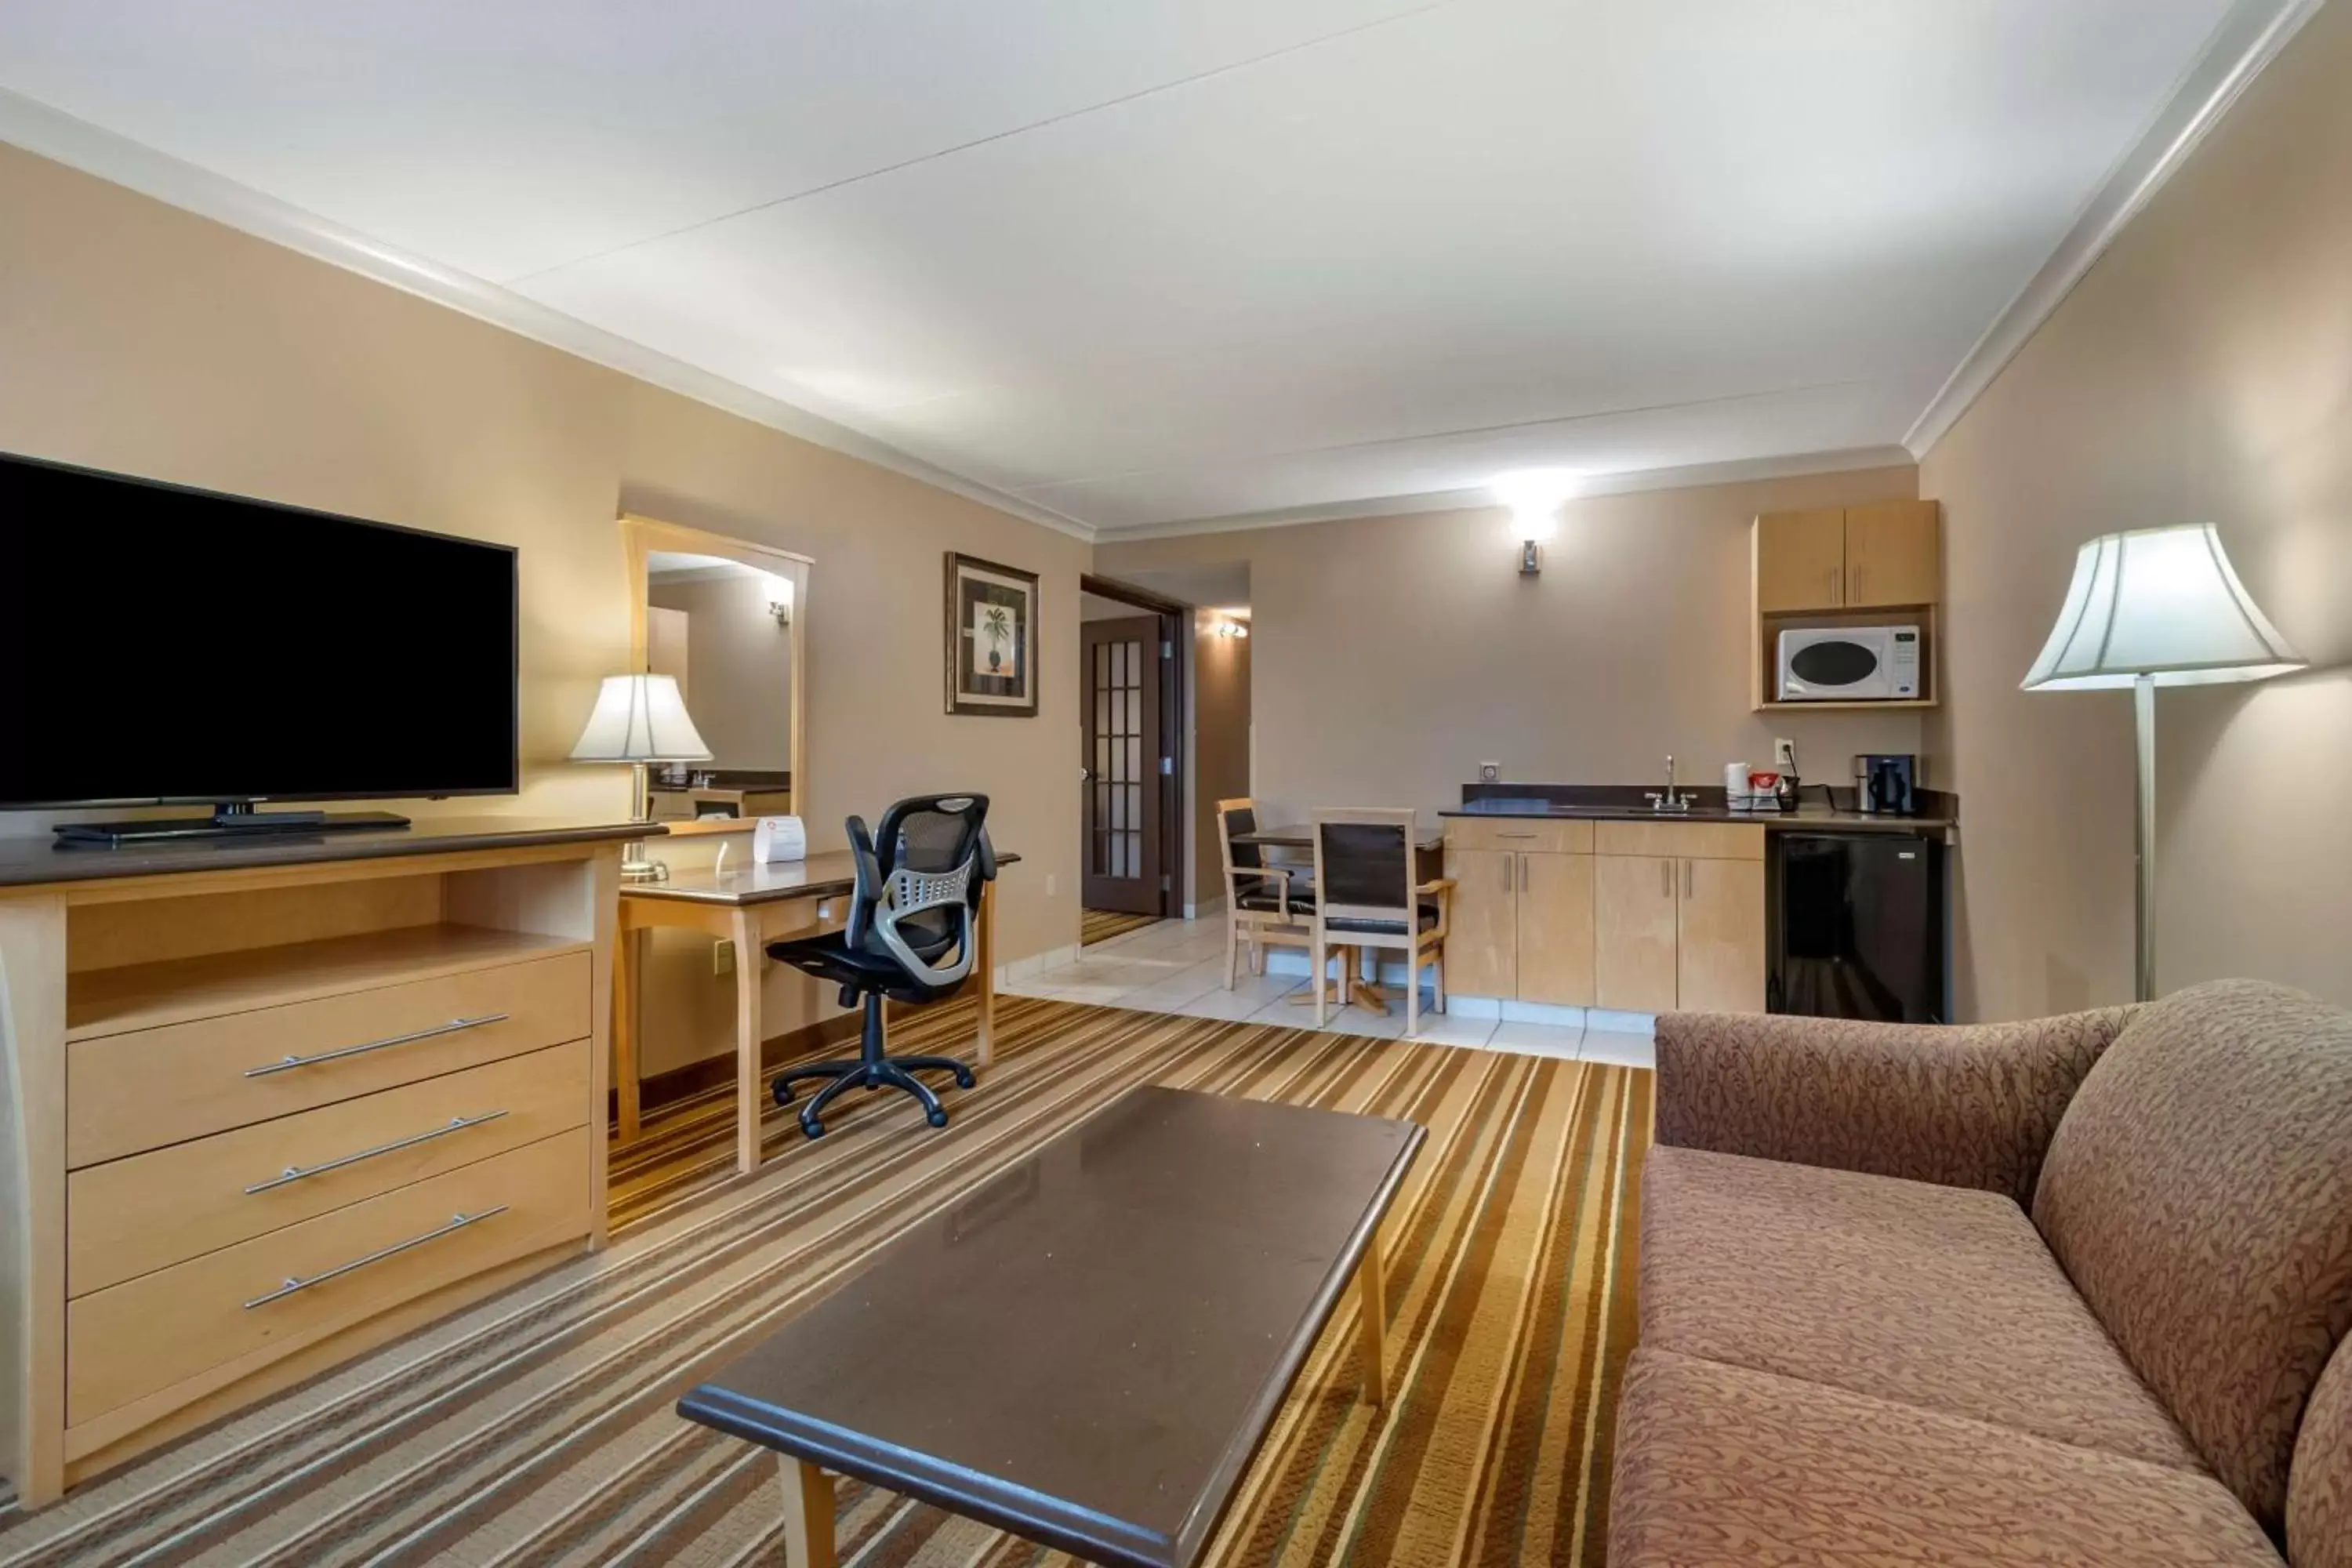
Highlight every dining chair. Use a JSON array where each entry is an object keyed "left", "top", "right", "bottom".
[
  {"left": 1215, "top": 797, "right": 1323, "bottom": 989},
  {"left": 1309, "top": 808, "right": 1454, "bottom": 1038}
]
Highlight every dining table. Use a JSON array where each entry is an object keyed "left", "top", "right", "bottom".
[{"left": 1228, "top": 820, "right": 1444, "bottom": 1015}]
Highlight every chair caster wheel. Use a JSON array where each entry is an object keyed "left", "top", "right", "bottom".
[
  {"left": 774, "top": 1082, "right": 795, "bottom": 1105},
  {"left": 927, "top": 1109, "right": 949, "bottom": 1128},
  {"left": 952, "top": 1068, "right": 975, "bottom": 1089},
  {"left": 800, "top": 1115, "right": 826, "bottom": 1139}
]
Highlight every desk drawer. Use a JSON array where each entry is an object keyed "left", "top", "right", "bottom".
[
  {"left": 1443, "top": 818, "right": 1594, "bottom": 855},
  {"left": 67, "top": 1127, "right": 589, "bottom": 1426},
  {"left": 67, "top": 952, "right": 590, "bottom": 1168},
  {"left": 67, "top": 1042, "right": 589, "bottom": 1297}
]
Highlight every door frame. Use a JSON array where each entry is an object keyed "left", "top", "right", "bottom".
[{"left": 1080, "top": 573, "right": 1188, "bottom": 920}]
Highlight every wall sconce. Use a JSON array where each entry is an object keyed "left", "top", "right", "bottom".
[
  {"left": 763, "top": 572, "right": 793, "bottom": 627},
  {"left": 1490, "top": 468, "right": 1580, "bottom": 576},
  {"left": 1211, "top": 609, "right": 1250, "bottom": 639}
]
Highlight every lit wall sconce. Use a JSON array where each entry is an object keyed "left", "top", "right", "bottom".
[
  {"left": 1211, "top": 609, "right": 1250, "bottom": 639},
  {"left": 763, "top": 572, "right": 793, "bottom": 627},
  {"left": 1490, "top": 468, "right": 1581, "bottom": 576}
]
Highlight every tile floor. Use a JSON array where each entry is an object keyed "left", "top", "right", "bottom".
[{"left": 1001, "top": 916, "right": 1656, "bottom": 1069}]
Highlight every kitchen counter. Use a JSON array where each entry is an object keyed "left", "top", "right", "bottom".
[{"left": 1446, "top": 783, "right": 1955, "bottom": 833}]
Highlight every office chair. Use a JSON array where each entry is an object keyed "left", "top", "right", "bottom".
[{"left": 765, "top": 793, "right": 996, "bottom": 1138}]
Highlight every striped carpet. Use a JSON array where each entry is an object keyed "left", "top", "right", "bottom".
[
  {"left": 0, "top": 995, "right": 1650, "bottom": 1567},
  {"left": 1080, "top": 909, "right": 1161, "bottom": 946}
]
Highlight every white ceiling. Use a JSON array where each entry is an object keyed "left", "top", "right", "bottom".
[{"left": 0, "top": 1, "right": 2290, "bottom": 536}]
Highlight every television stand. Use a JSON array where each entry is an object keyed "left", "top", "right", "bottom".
[{"left": 53, "top": 803, "right": 412, "bottom": 846}]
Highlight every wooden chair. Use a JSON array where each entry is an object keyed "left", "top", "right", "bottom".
[
  {"left": 1216, "top": 797, "right": 1318, "bottom": 988},
  {"left": 1309, "top": 808, "right": 1453, "bottom": 1038}
]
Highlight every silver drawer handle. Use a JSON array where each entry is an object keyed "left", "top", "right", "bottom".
[
  {"left": 242, "top": 1206, "right": 509, "bottom": 1309},
  {"left": 244, "top": 1014, "right": 510, "bottom": 1078},
  {"left": 1496, "top": 832, "right": 1536, "bottom": 839},
  {"left": 243, "top": 1110, "right": 510, "bottom": 1194}
]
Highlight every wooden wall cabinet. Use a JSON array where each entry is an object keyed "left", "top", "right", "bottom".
[
  {"left": 1753, "top": 499, "right": 1941, "bottom": 710},
  {"left": 1443, "top": 819, "right": 1761, "bottom": 1015}
]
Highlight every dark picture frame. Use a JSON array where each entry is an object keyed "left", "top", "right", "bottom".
[{"left": 944, "top": 551, "right": 1040, "bottom": 717}]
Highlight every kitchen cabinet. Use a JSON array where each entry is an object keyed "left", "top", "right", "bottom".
[
  {"left": 1754, "top": 500, "right": 1938, "bottom": 612},
  {"left": 1441, "top": 819, "right": 1762, "bottom": 1014},
  {"left": 1443, "top": 847, "right": 1518, "bottom": 1000}
]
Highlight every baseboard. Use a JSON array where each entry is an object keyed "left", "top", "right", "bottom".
[
  {"left": 1585, "top": 1009, "right": 1657, "bottom": 1036},
  {"left": 611, "top": 1012, "right": 862, "bottom": 1119},
  {"left": 1183, "top": 895, "right": 1226, "bottom": 920},
  {"left": 997, "top": 942, "right": 1079, "bottom": 987}
]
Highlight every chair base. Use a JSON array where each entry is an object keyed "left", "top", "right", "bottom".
[{"left": 771, "top": 992, "right": 974, "bottom": 1138}]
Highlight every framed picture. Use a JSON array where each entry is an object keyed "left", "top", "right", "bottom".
[{"left": 945, "top": 551, "right": 1040, "bottom": 717}]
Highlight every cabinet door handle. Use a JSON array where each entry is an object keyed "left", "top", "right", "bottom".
[
  {"left": 1660, "top": 859, "right": 1671, "bottom": 898},
  {"left": 242, "top": 1206, "right": 508, "bottom": 1309},
  {"left": 244, "top": 1014, "right": 510, "bottom": 1078},
  {"left": 1519, "top": 855, "right": 1528, "bottom": 891},
  {"left": 1849, "top": 565, "right": 1864, "bottom": 602},
  {"left": 1831, "top": 564, "right": 1842, "bottom": 604},
  {"left": 243, "top": 1109, "right": 510, "bottom": 1194},
  {"left": 1502, "top": 855, "right": 1514, "bottom": 891},
  {"left": 1684, "top": 859, "right": 1694, "bottom": 898}
]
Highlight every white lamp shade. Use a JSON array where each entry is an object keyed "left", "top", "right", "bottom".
[
  {"left": 568, "top": 674, "right": 713, "bottom": 763},
  {"left": 2022, "top": 524, "right": 2306, "bottom": 691}
]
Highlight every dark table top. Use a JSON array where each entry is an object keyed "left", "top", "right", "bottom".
[
  {"left": 1234, "top": 823, "right": 1446, "bottom": 851},
  {"left": 1440, "top": 799, "right": 1957, "bottom": 831},
  {"left": 0, "top": 815, "right": 654, "bottom": 890},
  {"left": 677, "top": 1085, "right": 1425, "bottom": 1568}
]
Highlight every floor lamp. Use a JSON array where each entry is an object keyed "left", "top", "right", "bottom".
[
  {"left": 2022, "top": 524, "right": 2306, "bottom": 1002},
  {"left": 570, "top": 673, "right": 713, "bottom": 882}
]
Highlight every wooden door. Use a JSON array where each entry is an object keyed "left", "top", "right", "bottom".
[
  {"left": 1515, "top": 852, "right": 1595, "bottom": 1007},
  {"left": 1842, "top": 499, "right": 1940, "bottom": 608},
  {"left": 1594, "top": 855, "right": 1679, "bottom": 1013},
  {"left": 1677, "top": 857, "right": 1767, "bottom": 1013},
  {"left": 646, "top": 605, "right": 691, "bottom": 699},
  {"left": 1755, "top": 508, "right": 1848, "bottom": 612},
  {"left": 1443, "top": 848, "right": 1517, "bottom": 1000},
  {"left": 1081, "top": 616, "right": 1164, "bottom": 915}
]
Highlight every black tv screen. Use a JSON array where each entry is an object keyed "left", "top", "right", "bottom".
[{"left": 0, "top": 452, "right": 518, "bottom": 808}]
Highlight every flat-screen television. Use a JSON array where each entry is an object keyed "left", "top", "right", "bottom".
[{"left": 0, "top": 451, "right": 518, "bottom": 815}]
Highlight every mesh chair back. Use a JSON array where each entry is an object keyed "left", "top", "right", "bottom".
[
  {"left": 857, "top": 794, "right": 993, "bottom": 990},
  {"left": 1312, "top": 811, "right": 1417, "bottom": 928}
]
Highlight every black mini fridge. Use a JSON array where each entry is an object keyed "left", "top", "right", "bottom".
[{"left": 1768, "top": 832, "right": 1945, "bottom": 1022}]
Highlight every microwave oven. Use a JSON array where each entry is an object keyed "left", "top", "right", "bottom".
[{"left": 1777, "top": 625, "right": 1921, "bottom": 701}]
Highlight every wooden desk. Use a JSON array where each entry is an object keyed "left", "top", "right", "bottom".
[{"left": 615, "top": 843, "right": 1017, "bottom": 1175}]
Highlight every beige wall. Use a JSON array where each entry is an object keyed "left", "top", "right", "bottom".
[
  {"left": 0, "top": 140, "right": 1085, "bottom": 1030},
  {"left": 648, "top": 573, "right": 792, "bottom": 771},
  {"left": 1919, "top": 1, "right": 2352, "bottom": 1019},
  {"left": 1098, "top": 467, "right": 1926, "bottom": 822},
  {"left": 1188, "top": 611, "right": 1252, "bottom": 909}
]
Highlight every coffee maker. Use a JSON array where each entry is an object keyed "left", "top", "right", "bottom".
[{"left": 1854, "top": 753, "right": 1918, "bottom": 815}]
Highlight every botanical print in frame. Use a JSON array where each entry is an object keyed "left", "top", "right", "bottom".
[{"left": 945, "top": 551, "right": 1040, "bottom": 717}]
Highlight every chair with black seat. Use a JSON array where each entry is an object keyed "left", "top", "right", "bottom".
[
  {"left": 1309, "top": 808, "right": 1453, "bottom": 1039},
  {"left": 1216, "top": 797, "right": 1317, "bottom": 988},
  {"left": 765, "top": 793, "right": 996, "bottom": 1138}
]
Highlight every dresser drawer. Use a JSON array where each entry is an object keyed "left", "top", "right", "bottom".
[
  {"left": 67, "top": 951, "right": 590, "bottom": 1168},
  {"left": 1443, "top": 818, "right": 1594, "bottom": 854},
  {"left": 67, "top": 1041, "right": 589, "bottom": 1297},
  {"left": 67, "top": 1126, "right": 589, "bottom": 1426}
]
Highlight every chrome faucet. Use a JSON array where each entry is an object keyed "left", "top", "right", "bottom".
[{"left": 1646, "top": 753, "right": 1693, "bottom": 813}]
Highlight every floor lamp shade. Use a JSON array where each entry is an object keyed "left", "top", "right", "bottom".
[
  {"left": 2021, "top": 524, "right": 2305, "bottom": 1002},
  {"left": 2023, "top": 524, "right": 2305, "bottom": 690},
  {"left": 568, "top": 674, "right": 713, "bottom": 764}
]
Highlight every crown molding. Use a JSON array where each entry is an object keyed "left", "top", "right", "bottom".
[
  {"left": 1094, "top": 445, "right": 1917, "bottom": 543},
  {"left": 1902, "top": 0, "right": 2324, "bottom": 460},
  {"left": 0, "top": 86, "right": 1099, "bottom": 544}
]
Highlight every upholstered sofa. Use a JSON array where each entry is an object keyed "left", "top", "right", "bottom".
[{"left": 1610, "top": 978, "right": 2351, "bottom": 1568}]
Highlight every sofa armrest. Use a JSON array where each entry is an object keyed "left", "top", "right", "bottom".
[{"left": 1653, "top": 1007, "right": 2133, "bottom": 1204}]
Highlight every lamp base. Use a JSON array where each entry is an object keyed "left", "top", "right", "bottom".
[{"left": 620, "top": 851, "right": 669, "bottom": 883}]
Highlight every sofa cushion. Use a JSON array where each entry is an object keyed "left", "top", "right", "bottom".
[
  {"left": 1610, "top": 1349, "right": 2284, "bottom": 1568},
  {"left": 2289, "top": 1334, "right": 2352, "bottom": 1568},
  {"left": 1642, "top": 1145, "right": 2203, "bottom": 1472},
  {"left": 2033, "top": 980, "right": 2352, "bottom": 1534}
]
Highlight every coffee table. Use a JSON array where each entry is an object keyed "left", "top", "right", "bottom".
[{"left": 677, "top": 1085, "right": 1425, "bottom": 1568}]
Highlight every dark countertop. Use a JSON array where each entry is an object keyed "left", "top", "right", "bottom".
[
  {"left": 0, "top": 816, "right": 660, "bottom": 889},
  {"left": 1446, "top": 782, "right": 1955, "bottom": 833}
]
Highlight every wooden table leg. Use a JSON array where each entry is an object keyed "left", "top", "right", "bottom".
[
  {"left": 732, "top": 907, "right": 764, "bottom": 1176},
  {"left": 975, "top": 877, "right": 996, "bottom": 1069},
  {"left": 778, "top": 1454, "right": 835, "bottom": 1568},
  {"left": 1358, "top": 1229, "right": 1388, "bottom": 1408},
  {"left": 613, "top": 926, "right": 641, "bottom": 1145}
]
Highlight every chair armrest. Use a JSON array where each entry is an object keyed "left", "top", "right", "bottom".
[
  {"left": 1414, "top": 877, "right": 1457, "bottom": 895},
  {"left": 1229, "top": 865, "right": 1301, "bottom": 917},
  {"left": 1653, "top": 1006, "right": 2133, "bottom": 1204}
]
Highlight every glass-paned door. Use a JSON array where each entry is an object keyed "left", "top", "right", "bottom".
[{"left": 1081, "top": 615, "right": 1164, "bottom": 915}]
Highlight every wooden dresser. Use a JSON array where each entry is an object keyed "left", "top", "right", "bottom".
[{"left": 0, "top": 820, "right": 635, "bottom": 1506}]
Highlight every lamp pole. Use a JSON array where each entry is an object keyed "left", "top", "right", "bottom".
[{"left": 2132, "top": 673, "right": 2156, "bottom": 1004}]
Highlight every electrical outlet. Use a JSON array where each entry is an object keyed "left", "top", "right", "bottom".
[
  {"left": 713, "top": 939, "right": 735, "bottom": 976},
  {"left": 1773, "top": 737, "right": 1798, "bottom": 773},
  {"left": 1478, "top": 760, "right": 1501, "bottom": 783},
  {"left": 1045, "top": 873, "right": 1058, "bottom": 897}
]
